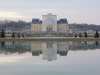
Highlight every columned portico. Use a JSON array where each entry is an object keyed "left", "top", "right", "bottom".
[{"left": 47, "top": 25, "right": 53, "bottom": 31}]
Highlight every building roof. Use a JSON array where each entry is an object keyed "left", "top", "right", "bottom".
[
  {"left": 6, "top": 27, "right": 12, "bottom": 30},
  {"left": 0, "top": 26, "right": 30, "bottom": 32},
  {"left": 32, "top": 19, "right": 42, "bottom": 24},
  {"left": 32, "top": 19, "right": 40, "bottom": 24},
  {"left": 93, "top": 28, "right": 100, "bottom": 31},
  {"left": 69, "top": 26, "right": 77, "bottom": 29},
  {"left": 12, "top": 28, "right": 22, "bottom": 31},
  {"left": 57, "top": 21, "right": 60, "bottom": 24},
  {"left": 32, "top": 18, "right": 68, "bottom": 24},
  {"left": 40, "top": 20, "right": 42, "bottom": 24},
  {"left": 22, "top": 26, "right": 30, "bottom": 30},
  {"left": 0, "top": 28, "right": 6, "bottom": 31},
  {"left": 77, "top": 28, "right": 87, "bottom": 31},
  {"left": 57, "top": 19, "right": 68, "bottom": 24}
]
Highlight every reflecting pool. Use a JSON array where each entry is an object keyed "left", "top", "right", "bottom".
[{"left": 0, "top": 40, "right": 100, "bottom": 75}]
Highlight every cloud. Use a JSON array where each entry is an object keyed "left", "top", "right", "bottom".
[
  {"left": 0, "top": 10, "right": 25, "bottom": 18},
  {"left": 0, "top": 0, "right": 100, "bottom": 24},
  {"left": 0, "top": 56, "right": 25, "bottom": 64}
]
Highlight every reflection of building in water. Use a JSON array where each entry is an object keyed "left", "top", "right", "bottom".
[
  {"left": 57, "top": 44, "right": 69, "bottom": 56},
  {"left": 5, "top": 41, "right": 13, "bottom": 45},
  {"left": 68, "top": 41, "right": 99, "bottom": 50},
  {"left": 31, "top": 43, "right": 42, "bottom": 56},
  {"left": 0, "top": 41, "right": 30, "bottom": 55},
  {"left": 1, "top": 41, "right": 100, "bottom": 61},
  {"left": 2, "top": 41, "right": 100, "bottom": 61},
  {"left": 30, "top": 42, "right": 69, "bottom": 61},
  {"left": 42, "top": 43, "right": 57, "bottom": 61},
  {"left": 4, "top": 41, "right": 30, "bottom": 49},
  {"left": 87, "top": 41, "right": 95, "bottom": 45}
]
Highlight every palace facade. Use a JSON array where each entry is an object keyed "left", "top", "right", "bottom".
[{"left": 31, "top": 13, "right": 69, "bottom": 32}]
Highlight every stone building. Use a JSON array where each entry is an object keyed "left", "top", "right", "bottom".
[
  {"left": 31, "top": 13, "right": 69, "bottom": 32},
  {"left": 0, "top": 26, "right": 30, "bottom": 37}
]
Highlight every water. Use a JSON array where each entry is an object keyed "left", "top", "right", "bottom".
[{"left": 0, "top": 40, "right": 100, "bottom": 75}]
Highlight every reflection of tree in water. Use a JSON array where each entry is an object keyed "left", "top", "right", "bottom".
[
  {"left": 0, "top": 41, "right": 30, "bottom": 55},
  {"left": 1, "top": 42, "right": 5, "bottom": 48},
  {"left": 0, "top": 41, "right": 100, "bottom": 56},
  {"left": 85, "top": 41, "right": 87, "bottom": 45},
  {"left": 95, "top": 41, "right": 98, "bottom": 46},
  {"left": 12, "top": 41, "right": 14, "bottom": 44}
]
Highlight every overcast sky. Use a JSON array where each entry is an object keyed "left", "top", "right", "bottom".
[{"left": 0, "top": 0, "right": 100, "bottom": 24}]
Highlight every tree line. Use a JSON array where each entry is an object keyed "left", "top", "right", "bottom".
[
  {"left": 0, "top": 20, "right": 30, "bottom": 28},
  {"left": 0, "top": 20, "right": 100, "bottom": 28},
  {"left": 74, "top": 31, "right": 99, "bottom": 38},
  {"left": 69, "top": 23, "right": 100, "bottom": 28}
]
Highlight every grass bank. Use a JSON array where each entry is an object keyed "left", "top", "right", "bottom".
[{"left": 0, "top": 37, "right": 100, "bottom": 41}]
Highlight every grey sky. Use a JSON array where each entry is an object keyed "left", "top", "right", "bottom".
[{"left": 0, "top": 0, "right": 100, "bottom": 24}]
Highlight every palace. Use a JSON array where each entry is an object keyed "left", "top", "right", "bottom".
[
  {"left": 31, "top": 13, "right": 69, "bottom": 32},
  {"left": 0, "top": 13, "right": 100, "bottom": 37}
]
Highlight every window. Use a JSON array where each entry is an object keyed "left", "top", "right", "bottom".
[{"left": 47, "top": 44, "right": 52, "bottom": 48}]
